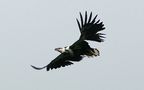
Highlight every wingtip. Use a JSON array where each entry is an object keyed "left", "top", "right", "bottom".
[
  {"left": 84, "top": 11, "right": 88, "bottom": 24},
  {"left": 79, "top": 12, "right": 83, "bottom": 27},
  {"left": 31, "top": 65, "right": 46, "bottom": 70},
  {"left": 88, "top": 12, "right": 93, "bottom": 23}
]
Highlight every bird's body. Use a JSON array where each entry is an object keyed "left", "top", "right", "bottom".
[{"left": 31, "top": 11, "right": 105, "bottom": 71}]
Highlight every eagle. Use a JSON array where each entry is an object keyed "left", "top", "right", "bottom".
[{"left": 31, "top": 11, "right": 105, "bottom": 71}]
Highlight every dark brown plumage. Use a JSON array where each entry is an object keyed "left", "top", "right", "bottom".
[{"left": 31, "top": 11, "right": 105, "bottom": 71}]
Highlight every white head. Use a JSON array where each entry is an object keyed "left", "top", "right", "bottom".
[{"left": 55, "top": 46, "right": 69, "bottom": 53}]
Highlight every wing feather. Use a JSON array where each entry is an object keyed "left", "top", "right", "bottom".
[
  {"left": 88, "top": 12, "right": 92, "bottom": 23},
  {"left": 76, "top": 11, "right": 105, "bottom": 42},
  {"left": 80, "top": 12, "right": 83, "bottom": 27},
  {"left": 76, "top": 18, "right": 81, "bottom": 30},
  {"left": 84, "top": 11, "right": 87, "bottom": 25}
]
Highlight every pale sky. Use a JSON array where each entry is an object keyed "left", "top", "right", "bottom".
[{"left": 0, "top": 0, "right": 144, "bottom": 90}]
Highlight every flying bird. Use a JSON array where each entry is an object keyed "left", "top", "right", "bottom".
[{"left": 31, "top": 11, "right": 105, "bottom": 71}]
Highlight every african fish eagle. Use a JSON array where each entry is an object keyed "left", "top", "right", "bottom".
[{"left": 31, "top": 11, "right": 105, "bottom": 71}]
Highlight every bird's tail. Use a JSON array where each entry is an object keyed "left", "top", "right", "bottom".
[
  {"left": 31, "top": 65, "right": 47, "bottom": 70},
  {"left": 85, "top": 48, "right": 100, "bottom": 57}
]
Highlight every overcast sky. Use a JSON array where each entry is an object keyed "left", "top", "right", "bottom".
[{"left": 0, "top": 0, "right": 144, "bottom": 90}]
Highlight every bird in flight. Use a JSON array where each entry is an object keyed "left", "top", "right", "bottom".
[{"left": 31, "top": 11, "right": 105, "bottom": 71}]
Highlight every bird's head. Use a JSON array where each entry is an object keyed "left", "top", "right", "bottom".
[{"left": 55, "top": 46, "right": 69, "bottom": 53}]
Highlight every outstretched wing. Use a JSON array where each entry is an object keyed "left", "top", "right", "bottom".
[
  {"left": 46, "top": 52, "right": 73, "bottom": 71},
  {"left": 76, "top": 11, "right": 105, "bottom": 42},
  {"left": 31, "top": 52, "right": 83, "bottom": 71}
]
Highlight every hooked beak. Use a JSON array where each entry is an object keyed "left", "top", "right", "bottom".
[
  {"left": 55, "top": 48, "right": 60, "bottom": 51},
  {"left": 55, "top": 48, "right": 63, "bottom": 53}
]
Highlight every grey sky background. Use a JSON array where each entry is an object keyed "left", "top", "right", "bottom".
[{"left": 0, "top": 0, "right": 144, "bottom": 90}]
